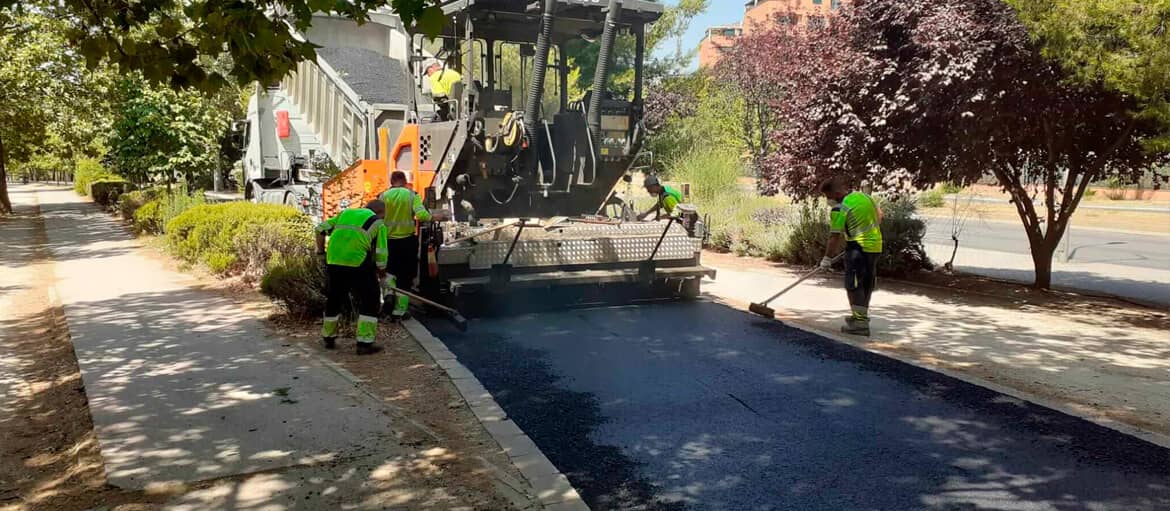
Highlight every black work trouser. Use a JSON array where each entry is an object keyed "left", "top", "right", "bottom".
[
  {"left": 387, "top": 235, "right": 420, "bottom": 290},
  {"left": 325, "top": 262, "right": 381, "bottom": 335},
  {"left": 844, "top": 241, "right": 881, "bottom": 310}
]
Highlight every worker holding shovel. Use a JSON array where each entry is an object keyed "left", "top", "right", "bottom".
[{"left": 819, "top": 178, "right": 884, "bottom": 336}]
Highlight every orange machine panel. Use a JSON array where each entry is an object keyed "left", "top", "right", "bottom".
[
  {"left": 321, "top": 159, "right": 388, "bottom": 219},
  {"left": 386, "top": 124, "right": 435, "bottom": 197}
]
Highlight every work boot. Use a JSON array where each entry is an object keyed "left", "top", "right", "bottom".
[
  {"left": 322, "top": 336, "right": 337, "bottom": 350},
  {"left": 391, "top": 311, "right": 412, "bottom": 323},
  {"left": 841, "top": 321, "right": 870, "bottom": 336},
  {"left": 356, "top": 343, "right": 384, "bottom": 355}
]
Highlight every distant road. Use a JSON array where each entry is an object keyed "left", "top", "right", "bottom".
[{"left": 922, "top": 217, "right": 1170, "bottom": 271}]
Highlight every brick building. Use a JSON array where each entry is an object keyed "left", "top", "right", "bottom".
[
  {"left": 697, "top": 24, "right": 743, "bottom": 69},
  {"left": 698, "top": 0, "right": 844, "bottom": 68}
]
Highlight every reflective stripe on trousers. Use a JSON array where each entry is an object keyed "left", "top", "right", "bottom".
[
  {"left": 356, "top": 315, "right": 378, "bottom": 344},
  {"left": 321, "top": 315, "right": 340, "bottom": 337}
]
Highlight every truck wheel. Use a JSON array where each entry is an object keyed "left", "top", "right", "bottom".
[
  {"left": 249, "top": 182, "right": 263, "bottom": 203},
  {"left": 680, "top": 278, "right": 701, "bottom": 300}
]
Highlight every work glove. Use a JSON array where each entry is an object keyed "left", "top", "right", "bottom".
[{"left": 819, "top": 256, "right": 834, "bottom": 270}]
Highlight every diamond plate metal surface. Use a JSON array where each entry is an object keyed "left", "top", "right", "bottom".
[{"left": 462, "top": 235, "right": 700, "bottom": 270}]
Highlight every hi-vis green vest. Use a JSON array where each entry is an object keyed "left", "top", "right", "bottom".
[
  {"left": 315, "top": 208, "right": 388, "bottom": 268},
  {"left": 660, "top": 185, "right": 683, "bottom": 216},
  {"left": 830, "top": 192, "right": 884, "bottom": 253},
  {"left": 379, "top": 187, "right": 431, "bottom": 239}
]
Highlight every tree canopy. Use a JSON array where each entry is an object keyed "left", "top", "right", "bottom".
[
  {"left": 0, "top": 0, "right": 446, "bottom": 92},
  {"left": 1005, "top": 0, "right": 1170, "bottom": 150},
  {"left": 565, "top": 0, "right": 708, "bottom": 95},
  {"left": 734, "top": 0, "right": 1166, "bottom": 288}
]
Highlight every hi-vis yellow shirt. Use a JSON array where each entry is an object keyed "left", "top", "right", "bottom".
[
  {"left": 429, "top": 68, "right": 462, "bottom": 97},
  {"left": 830, "top": 192, "right": 884, "bottom": 253},
  {"left": 379, "top": 187, "right": 431, "bottom": 239}
]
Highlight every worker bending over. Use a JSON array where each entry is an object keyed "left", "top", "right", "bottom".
[
  {"left": 425, "top": 59, "right": 461, "bottom": 121},
  {"left": 819, "top": 178, "right": 884, "bottom": 336},
  {"left": 379, "top": 171, "right": 446, "bottom": 320},
  {"left": 316, "top": 200, "right": 389, "bottom": 355},
  {"left": 637, "top": 175, "right": 683, "bottom": 221}
]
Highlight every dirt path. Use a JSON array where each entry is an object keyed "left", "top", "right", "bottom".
[{"left": 0, "top": 188, "right": 158, "bottom": 510}]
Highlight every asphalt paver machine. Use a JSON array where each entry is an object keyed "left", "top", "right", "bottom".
[{"left": 322, "top": 0, "right": 714, "bottom": 309}]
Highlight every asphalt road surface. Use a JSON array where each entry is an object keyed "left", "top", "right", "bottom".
[
  {"left": 425, "top": 300, "right": 1170, "bottom": 511},
  {"left": 922, "top": 217, "right": 1169, "bottom": 270}
]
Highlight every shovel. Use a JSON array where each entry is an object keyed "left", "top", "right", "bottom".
[{"left": 748, "top": 254, "right": 843, "bottom": 319}]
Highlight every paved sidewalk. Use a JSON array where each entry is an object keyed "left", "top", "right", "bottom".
[
  {"left": 27, "top": 187, "right": 404, "bottom": 491},
  {"left": 924, "top": 243, "right": 1170, "bottom": 307},
  {"left": 702, "top": 251, "right": 1170, "bottom": 447}
]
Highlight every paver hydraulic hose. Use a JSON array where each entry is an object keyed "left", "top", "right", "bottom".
[
  {"left": 588, "top": 0, "right": 622, "bottom": 153},
  {"left": 523, "top": 0, "right": 558, "bottom": 137}
]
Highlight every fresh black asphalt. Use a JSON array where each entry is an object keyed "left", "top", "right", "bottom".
[{"left": 424, "top": 300, "right": 1170, "bottom": 510}]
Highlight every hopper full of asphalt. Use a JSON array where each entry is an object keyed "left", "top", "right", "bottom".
[{"left": 424, "top": 300, "right": 1170, "bottom": 510}]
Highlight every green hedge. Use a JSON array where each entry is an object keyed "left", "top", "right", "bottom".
[
  {"left": 118, "top": 188, "right": 162, "bottom": 221},
  {"left": 260, "top": 255, "right": 327, "bottom": 317},
  {"left": 74, "top": 159, "right": 116, "bottom": 196},
  {"left": 166, "top": 202, "right": 304, "bottom": 274},
  {"left": 133, "top": 190, "right": 205, "bottom": 235},
  {"left": 91, "top": 180, "right": 135, "bottom": 208}
]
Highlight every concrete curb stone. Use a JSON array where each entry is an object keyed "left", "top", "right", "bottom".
[{"left": 402, "top": 318, "right": 591, "bottom": 510}]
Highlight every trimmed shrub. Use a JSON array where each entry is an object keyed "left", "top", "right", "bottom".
[
  {"left": 260, "top": 255, "right": 327, "bottom": 317},
  {"left": 90, "top": 180, "right": 135, "bottom": 208},
  {"left": 118, "top": 188, "right": 162, "bottom": 221},
  {"left": 166, "top": 202, "right": 303, "bottom": 274},
  {"left": 133, "top": 190, "right": 205, "bottom": 234},
  {"left": 74, "top": 159, "right": 116, "bottom": 196},
  {"left": 877, "top": 199, "right": 932, "bottom": 277},
  {"left": 234, "top": 219, "right": 315, "bottom": 281}
]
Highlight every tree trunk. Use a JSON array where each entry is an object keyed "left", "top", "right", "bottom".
[
  {"left": 1030, "top": 238, "right": 1057, "bottom": 290},
  {"left": 0, "top": 133, "right": 12, "bottom": 214}
]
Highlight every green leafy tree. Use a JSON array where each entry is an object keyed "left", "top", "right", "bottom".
[
  {"left": 107, "top": 77, "right": 240, "bottom": 190},
  {"left": 0, "top": 11, "right": 74, "bottom": 213},
  {"left": 1006, "top": 0, "right": 1170, "bottom": 150},
  {"left": 565, "top": 0, "right": 708, "bottom": 96},
  {"left": 0, "top": 0, "right": 447, "bottom": 93}
]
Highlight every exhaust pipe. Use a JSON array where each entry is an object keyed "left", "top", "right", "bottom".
[
  {"left": 588, "top": 0, "right": 622, "bottom": 152},
  {"left": 523, "top": 0, "right": 558, "bottom": 136}
]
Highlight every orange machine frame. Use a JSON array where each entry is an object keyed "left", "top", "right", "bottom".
[{"left": 320, "top": 124, "right": 436, "bottom": 220}]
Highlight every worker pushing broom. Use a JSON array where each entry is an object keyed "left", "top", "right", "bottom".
[{"left": 751, "top": 177, "right": 883, "bottom": 336}]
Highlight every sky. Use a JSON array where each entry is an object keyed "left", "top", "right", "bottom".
[{"left": 654, "top": 0, "right": 745, "bottom": 71}]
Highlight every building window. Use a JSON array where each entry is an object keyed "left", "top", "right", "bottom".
[
  {"left": 813, "top": 0, "right": 823, "bottom": 4},
  {"left": 808, "top": 15, "right": 825, "bottom": 29},
  {"left": 831, "top": 0, "right": 840, "bottom": 8}
]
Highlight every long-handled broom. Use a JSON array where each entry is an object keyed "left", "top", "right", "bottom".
[
  {"left": 748, "top": 254, "right": 843, "bottom": 319},
  {"left": 390, "top": 286, "right": 469, "bottom": 332}
]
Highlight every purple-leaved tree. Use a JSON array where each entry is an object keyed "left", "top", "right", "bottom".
[{"left": 748, "top": 0, "right": 1166, "bottom": 289}]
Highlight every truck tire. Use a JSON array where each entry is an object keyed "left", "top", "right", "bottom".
[{"left": 679, "top": 277, "right": 701, "bottom": 300}]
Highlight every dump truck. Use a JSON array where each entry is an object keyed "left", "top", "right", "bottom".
[
  {"left": 259, "top": 0, "right": 715, "bottom": 306},
  {"left": 231, "top": 10, "right": 418, "bottom": 213}
]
